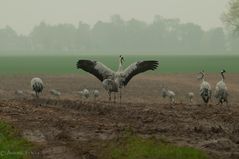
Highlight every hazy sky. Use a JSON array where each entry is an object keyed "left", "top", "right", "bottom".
[{"left": 0, "top": 0, "right": 229, "bottom": 35}]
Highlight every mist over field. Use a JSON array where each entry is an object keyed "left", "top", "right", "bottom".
[
  {"left": 1, "top": 0, "right": 238, "bottom": 55},
  {"left": 1, "top": 1, "right": 239, "bottom": 159}
]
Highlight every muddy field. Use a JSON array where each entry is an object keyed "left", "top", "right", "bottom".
[{"left": 0, "top": 74, "right": 239, "bottom": 159}]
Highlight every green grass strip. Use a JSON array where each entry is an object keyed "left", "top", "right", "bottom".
[
  {"left": 107, "top": 135, "right": 208, "bottom": 159},
  {"left": 0, "top": 121, "right": 32, "bottom": 159}
]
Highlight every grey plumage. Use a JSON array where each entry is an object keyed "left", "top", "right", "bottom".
[
  {"left": 15, "top": 90, "right": 24, "bottom": 95},
  {"left": 78, "top": 89, "right": 90, "bottom": 99},
  {"left": 161, "top": 88, "right": 176, "bottom": 104},
  {"left": 50, "top": 89, "right": 61, "bottom": 97},
  {"left": 77, "top": 55, "right": 159, "bottom": 102},
  {"left": 188, "top": 92, "right": 194, "bottom": 103},
  {"left": 215, "top": 69, "right": 228, "bottom": 105},
  {"left": 198, "top": 71, "right": 212, "bottom": 104},
  {"left": 31, "top": 77, "right": 44, "bottom": 98},
  {"left": 92, "top": 89, "right": 99, "bottom": 100},
  {"left": 102, "top": 79, "right": 118, "bottom": 101}
]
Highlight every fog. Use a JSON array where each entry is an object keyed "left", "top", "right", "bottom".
[
  {"left": 0, "top": 0, "right": 228, "bottom": 34},
  {"left": 1, "top": 0, "right": 238, "bottom": 55}
]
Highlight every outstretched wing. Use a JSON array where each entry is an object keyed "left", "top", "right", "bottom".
[
  {"left": 122, "top": 60, "right": 159, "bottom": 86},
  {"left": 77, "top": 60, "right": 114, "bottom": 81}
]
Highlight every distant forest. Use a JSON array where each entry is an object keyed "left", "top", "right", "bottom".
[{"left": 0, "top": 15, "right": 238, "bottom": 54}]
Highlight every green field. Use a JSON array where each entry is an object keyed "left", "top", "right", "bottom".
[
  {"left": 0, "top": 121, "right": 32, "bottom": 159},
  {"left": 103, "top": 134, "right": 208, "bottom": 159},
  {"left": 0, "top": 55, "right": 238, "bottom": 74}
]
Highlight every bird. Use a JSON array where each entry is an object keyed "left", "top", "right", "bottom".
[
  {"left": 215, "top": 69, "right": 228, "bottom": 105},
  {"left": 31, "top": 77, "right": 44, "bottom": 98},
  {"left": 161, "top": 88, "right": 176, "bottom": 104},
  {"left": 102, "top": 78, "right": 118, "bottom": 102},
  {"left": 188, "top": 92, "right": 195, "bottom": 103},
  {"left": 76, "top": 55, "right": 159, "bottom": 102},
  {"left": 92, "top": 89, "right": 100, "bottom": 101},
  {"left": 15, "top": 90, "right": 24, "bottom": 96},
  {"left": 80, "top": 89, "right": 90, "bottom": 99},
  {"left": 198, "top": 70, "right": 212, "bottom": 105},
  {"left": 50, "top": 89, "right": 61, "bottom": 97}
]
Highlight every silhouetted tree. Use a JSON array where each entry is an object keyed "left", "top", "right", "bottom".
[
  {"left": 0, "top": 15, "right": 236, "bottom": 54},
  {"left": 223, "top": 0, "right": 239, "bottom": 33}
]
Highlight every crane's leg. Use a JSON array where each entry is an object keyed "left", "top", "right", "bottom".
[
  {"left": 119, "top": 89, "right": 122, "bottom": 104},
  {"left": 225, "top": 98, "right": 229, "bottom": 110},
  {"left": 108, "top": 92, "right": 111, "bottom": 101},
  {"left": 169, "top": 98, "right": 173, "bottom": 108},
  {"left": 113, "top": 93, "right": 116, "bottom": 103},
  {"left": 36, "top": 92, "right": 39, "bottom": 98}
]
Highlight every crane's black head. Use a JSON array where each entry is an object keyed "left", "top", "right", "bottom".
[
  {"left": 119, "top": 55, "right": 125, "bottom": 64},
  {"left": 221, "top": 69, "right": 226, "bottom": 74}
]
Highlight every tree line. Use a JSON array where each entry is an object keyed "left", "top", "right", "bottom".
[{"left": 0, "top": 15, "right": 238, "bottom": 54}]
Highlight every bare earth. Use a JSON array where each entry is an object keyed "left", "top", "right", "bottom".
[{"left": 0, "top": 74, "right": 239, "bottom": 159}]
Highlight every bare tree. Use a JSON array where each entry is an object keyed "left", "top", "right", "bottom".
[{"left": 223, "top": 0, "right": 239, "bottom": 33}]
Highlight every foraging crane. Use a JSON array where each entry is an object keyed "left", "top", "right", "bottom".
[
  {"left": 15, "top": 90, "right": 24, "bottom": 96},
  {"left": 215, "top": 69, "right": 228, "bottom": 105},
  {"left": 31, "top": 77, "right": 44, "bottom": 98},
  {"left": 80, "top": 89, "right": 90, "bottom": 99},
  {"left": 188, "top": 92, "right": 194, "bottom": 103},
  {"left": 76, "top": 55, "right": 159, "bottom": 102},
  {"left": 198, "top": 70, "right": 212, "bottom": 104},
  {"left": 161, "top": 88, "right": 176, "bottom": 104},
  {"left": 92, "top": 89, "right": 100, "bottom": 101},
  {"left": 50, "top": 89, "right": 61, "bottom": 97}
]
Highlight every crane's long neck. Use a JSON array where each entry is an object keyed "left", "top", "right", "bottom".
[
  {"left": 201, "top": 73, "right": 205, "bottom": 82},
  {"left": 118, "top": 59, "right": 123, "bottom": 72},
  {"left": 221, "top": 72, "right": 225, "bottom": 81}
]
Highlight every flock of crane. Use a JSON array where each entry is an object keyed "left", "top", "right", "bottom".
[
  {"left": 160, "top": 70, "right": 228, "bottom": 105},
  {"left": 199, "top": 69, "right": 228, "bottom": 105},
  {"left": 29, "top": 55, "right": 228, "bottom": 106}
]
